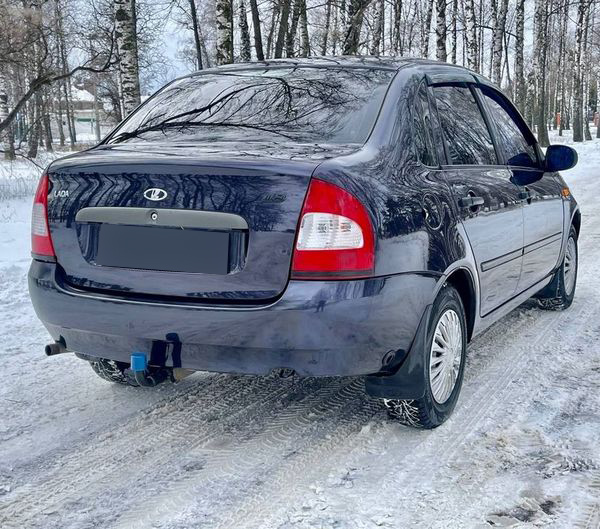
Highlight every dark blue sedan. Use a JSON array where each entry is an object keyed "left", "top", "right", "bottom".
[{"left": 29, "top": 57, "right": 580, "bottom": 428}]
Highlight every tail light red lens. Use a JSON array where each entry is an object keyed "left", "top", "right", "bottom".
[
  {"left": 291, "top": 179, "right": 375, "bottom": 279},
  {"left": 31, "top": 172, "right": 55, "bottom": 258}
]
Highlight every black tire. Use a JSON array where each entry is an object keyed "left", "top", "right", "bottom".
[
  {"left": 88, "top": 357, "right": 139, "bottom": 386},
  {"left": 537, "top": 226, "right": 578, "bottom": 311},
  {"left": 385, "top": 284, "right": 467, "bottom": 429}
]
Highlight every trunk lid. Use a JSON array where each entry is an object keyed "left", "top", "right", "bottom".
[{"left": 46, "top": 144, "right": 340, "bottom": 301}]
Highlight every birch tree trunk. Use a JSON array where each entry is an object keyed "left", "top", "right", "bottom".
[
  {"left": 216, "top": 0, "right": 234, "bottom": 64},
  {"left": 343, "top": 0, "right": 372, "bottom": 54},
  {"left": 451, "top": 0, "right": 457, "bottom": 63},
  {"left": 0, "top": 79, "right": 16, "bottom": 161},
  {"left": 42, "top": 90, "right": 53, "bottom": 152},
  {"left": 421, "top": 0, "right": 434, "bottom": 58},
  {"left": 299, "top": 0, "right": 310, "bottom": 56},
  {"left": 582, "top": 3, "right": 592, "bottom": 141},
  {"left": 249, "top": 0, "right": 265, "bottom": 60},
  {"left": 492, "top": 0, "right": 509, "bottom": 84},
  {"left": 239, "top": 0, "right": 252, "bottom": 61},
  {"left": 56, "top": 0, "right": 76, "bottom": 147},
  {"left": 435, "top": 0, "right": 446, "bottom": 61},
  {"left": 393, "top": 0, "right": 403, "bottom": 54},
  {"left": 370, "top": 0, "right": 385, "bottom": 54},
  {"left": 572, "top": 0, "right": 588, "bottom": 142},
  {"left": 533, "top": 0, "right": 550, "bottom": 146},
  {"left": 322, "top": 0, "right": 333, "bottom": 54},
  {"left": 514, "top": 0, "right": 525, "bottom": 112},
  {"left": 465, "top": 0, "right": 478, "bottom": 71},
  {"left": 114, "top": 0, "right": 141, "bottom": 115},
  {"left": 287, "top": 0, "right": 302, "bottom": 57}
]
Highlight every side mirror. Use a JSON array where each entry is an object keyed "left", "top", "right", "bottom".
[{"left": 545, "top": 145, "right": 578, "bottom": 172}]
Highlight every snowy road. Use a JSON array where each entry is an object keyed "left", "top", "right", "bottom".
[{"left": 1, "top": 137, "right": 600, "bottom": 528}]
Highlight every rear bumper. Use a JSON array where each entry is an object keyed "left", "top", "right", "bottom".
[{"left": 28, "top": 260, "right": 436, "bottom": 376}]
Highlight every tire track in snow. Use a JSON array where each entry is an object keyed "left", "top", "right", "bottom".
[
  {"left": 0, "top": 373, "right": 301, "bottom": 528},
  {"left": 238, "top": 285, "right": 597, "bottom": 529},
  {"left": 574, "top": 473, "right": 600, "bottom": 529},
  {"left": 113, "top": 378, "right": 383, "bottom": 529},
  {"left": 202, "top": 299, "right": 589, "bottom": 529}
]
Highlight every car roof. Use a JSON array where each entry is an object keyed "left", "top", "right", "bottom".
[{"left": 185, "top": 56, "right": 479, "bottom": 76}]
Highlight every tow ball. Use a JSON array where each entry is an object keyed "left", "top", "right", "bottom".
[{"left": 128, "top": 353, "right": 171, "bottom": 387}]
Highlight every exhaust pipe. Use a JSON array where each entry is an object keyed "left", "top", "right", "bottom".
[{"left": 45, "top": 341, "right": 68, "bottom": 356}]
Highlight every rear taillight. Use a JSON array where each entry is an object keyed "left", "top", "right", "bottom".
[
  {"left": 31, "top": 172, "right": 55, "bottom": 258},
  {"left": 291, "top": 179, "right": 375, "bottom": 279}
]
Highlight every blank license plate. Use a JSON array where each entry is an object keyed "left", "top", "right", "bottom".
[{"left": 95, "top": 224, "right": 230, "bottom": 274}]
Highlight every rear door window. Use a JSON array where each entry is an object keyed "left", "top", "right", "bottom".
[
  {"left": 480, "top": 87, "right": 539, "bottom": 168},
  {"left": 432, "top": 85, "right": 497, "bottom": 165}
]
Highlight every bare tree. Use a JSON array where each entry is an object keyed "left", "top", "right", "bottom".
[
  {"left": 421, "top": 0, "right": 434, "bottom": 58},
  {"left": 533, "top": 0, "right": 550, "bottom": 146},
  {"left": 274, "top": 0, "right": 291, "bottom": 58},
  {"left": 514, "top": 0, "right": 525, "bottom": 112},
  {"left": 572, "top": 0, "right": 589, "bottom": 142},
  {"left": 249, "top": 0, "right": 265, "bottom": 60},
  {"left": 239, "top": 0, "right": 252, "bottom": 60},
  {"left": 343, "top": 0, "right": 373, "bottom": 54},
  {"left": 491, "top": 0, "right": 509, "bottom": 84},
  {"left": 299, "top": 0, "right": 310, "bottom": 56},
  {"left": 435, "top": 0, "right": 447, "bottom": 61},
  {"left": 216, "top": 0, "right": 234, "bottom": 64},
  {"left": 322, "top": 0, "right": 333, "bottom": 54},
  {"left": 114, "top": 0, "right": 141, "bottom": 115},
  {"left": 371, "top": 0, "right": 385, "bottom": 54},
  {"left": 0, "top": 77, "right": 15, "bottom": 160},
  {"left": 465, "top": 0, "right": 478, "bottom": 70},
  {"left": 189, "top": 0, "right": 204, "bottom": 69},
  {"left": 450, "top": 0, "right": 458, "bottom": 63}
]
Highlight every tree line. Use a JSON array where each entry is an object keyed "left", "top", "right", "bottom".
[{"left": 1, "top": 0, "right": 599, "bottom": 161}]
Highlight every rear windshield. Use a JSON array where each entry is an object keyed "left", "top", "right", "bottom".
[{"left": 106, "top": 67, "right": 394, "bottom": 145}]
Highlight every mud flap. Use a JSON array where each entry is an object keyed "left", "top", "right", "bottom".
[{"left": 364, "top": 304, "right": 432, "bottom": 400}]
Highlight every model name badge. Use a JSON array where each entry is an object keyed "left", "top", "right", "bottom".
[
  {"left": 143, "top": 188, "right": 168, "bottom": 201},
  {"left": 53, "top": 190, "right": 69, "bottom": 198}
]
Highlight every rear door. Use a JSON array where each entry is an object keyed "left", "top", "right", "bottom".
[
  {"left": 478, "top": 85, "right": 564, "bottom": 291},
  {"left": 429, "top": 81, "right": 525, "bottom": 316}
]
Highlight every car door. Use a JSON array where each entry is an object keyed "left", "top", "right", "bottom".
[
  {"left": 478, "top": 85, "right": 564, "bottom": 292},
  {"left": 429, "top": 81, "right": 525, "bottom": 316}
]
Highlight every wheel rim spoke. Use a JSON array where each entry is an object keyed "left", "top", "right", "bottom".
[{"left": 429, "top": 308, "right": 463, "bottom": 404}]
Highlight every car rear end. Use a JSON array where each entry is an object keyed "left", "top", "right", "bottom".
[{"left": 28, "top": 63, "right": 427, "bottom": 377}]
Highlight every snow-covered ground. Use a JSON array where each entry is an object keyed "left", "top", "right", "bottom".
[{"left": 0, "top": 132, "right": 599, "bottom": 529}]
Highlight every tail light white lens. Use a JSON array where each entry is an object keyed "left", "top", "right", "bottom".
[
  {"left": 291, "top": 179, "right": 375, "bottom": 279},
  {"left": 296, "top": 212, "right": 364, "bottom": 250},
  {"left": 31, "top": 173, "right": 56, "bottom": 258}
]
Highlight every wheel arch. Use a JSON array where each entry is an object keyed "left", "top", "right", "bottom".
[
  {"left": 571, "top": 207, "right": 581, "bottom": 239},
  {"left": 443, "top": 267, "right": 477, "bottom": 342}
]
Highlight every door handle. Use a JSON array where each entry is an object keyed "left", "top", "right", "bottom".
[{"left": 459, "top": 196, "right": 485, "bottom": 208}]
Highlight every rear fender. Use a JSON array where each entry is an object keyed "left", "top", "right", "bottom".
[{"left": 365, "top": 226, "right": 479, "bottom": 399}]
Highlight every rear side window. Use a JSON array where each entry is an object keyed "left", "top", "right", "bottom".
[
  {"left": 432, "top": 85, "right": 497, "bottom": 165},
  {"left": 412, "top": 83, "right": 437, "bottom": 166},
  {"left": 480, "top": 88, "right": 539, "bottom": 168}
]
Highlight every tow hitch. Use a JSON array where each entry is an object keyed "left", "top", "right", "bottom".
[{"left": 128, "top": 353, "right": 171, "bottom": 387}]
